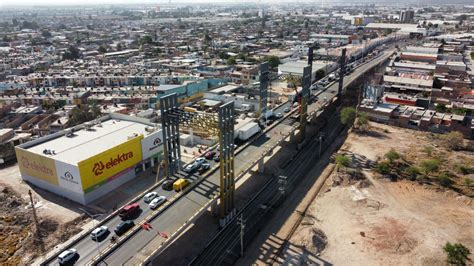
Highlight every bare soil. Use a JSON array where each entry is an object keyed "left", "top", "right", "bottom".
[{"left": 283, "top": 123, "right": 474, "bottom": 265}]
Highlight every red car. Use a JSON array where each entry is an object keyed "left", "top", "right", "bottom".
[
  {"left": 204, "top": 151, "right": 216, "bottom": 160},
  {"left": 118, "top": 203, "right": 140, "bottom": 220}
]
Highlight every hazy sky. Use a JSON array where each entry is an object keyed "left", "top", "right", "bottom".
[{"left": 2, "top": 0, "right": 244, "bottom": 6}]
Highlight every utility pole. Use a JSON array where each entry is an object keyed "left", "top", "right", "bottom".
[
  {"left": 237, "top": 214, "right": 246, "bottom": 256},
  {"left": 29, "top": 190, "right": 44, "bottom": 252}
]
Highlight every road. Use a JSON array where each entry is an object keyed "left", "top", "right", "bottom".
[{"left": 42, "top": 46, "right": 395, "bottom": 266}]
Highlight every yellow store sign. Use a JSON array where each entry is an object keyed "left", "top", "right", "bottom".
[
  {"left": 15, "top": 148, "right": 58, "bottom": 185},
  {"left": 79, "top": 135, "right": 143, "bottom": 193}
]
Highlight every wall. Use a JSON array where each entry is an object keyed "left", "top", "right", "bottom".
[
  {"left": 78, "top": 135, "right": 143, "bottom": 193},
  {"left": 55, "top": 160, "right": 84, "bottom": 194},
  {"left": 15, "top": 147, "right": 58, "bottom": 186}
]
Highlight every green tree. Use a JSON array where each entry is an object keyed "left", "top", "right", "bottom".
[
  {"left": 227, "top": 57, "right": 236, "bottom": 65},
  {"left": 116, "top": 43, "right": 123, "bottom": 51},
  {"left": 98, "top": 45, "right": 107, "bottom": 54},
  {"left": 435, "top": 103, "right": 447, "bottom": 113},
  {"left": 420, "top": 159, "right": 441, "bottom": 176},
  {"left": 62, "top": 45, "right": 80, "bottom": 61},
  {"left": 67, "top": 104, "right": 102, "bottom": 127},
  {"left": 356, "top": 112, "right": 369, "bottom": 130},
  {"left": 264, "top": 55, "right": 281, "bottom": 69},
  {"left": 315, "top": 69, "right": 325, "bottom": 80},
  {"left": 139, "top": 35, "right": 154, "bottom": 45},
  {"left": 443, "top": 242, "right": 471, "bottom": 266},
  {"left": 335, "top": 154, "right": 351, "bottom": 171},
  {"left": 340, "top": 107, "right": 356, "bottom": 126},
  {"left": 384, "top": 149, "right": 400, "bottom": 164},
  {"left": 41, "top": 29, "right": 52, "bottom": 38}
]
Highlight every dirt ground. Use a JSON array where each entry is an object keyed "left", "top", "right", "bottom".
[
  {"left": 0, "top": 164, "right": 85, "bottom": 264},
  {"left": 284, "top": 123, "right": 474, "bottom": 265}
]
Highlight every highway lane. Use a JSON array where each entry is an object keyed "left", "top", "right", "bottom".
[{"left": 100, "top": 119, "right": 296, "bottom": 265}]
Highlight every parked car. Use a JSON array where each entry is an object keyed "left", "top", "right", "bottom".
[
  {"left": 58, "top": 249, "right": 78, "bottom": 265},
  {"left": 90, "top": 226, "right": 108, "bottom": 241},
  {"left": 162, "top": 180, "right": 174, "bottom": 191},
  {"left": 195, "top": 157, "right": 206, "bottom": 166},
  {"left": 275, "top": 112, "right": 283, "bottom": 118},
  {"left": 143, "top": 192, "right": 158, "bottom": 203},
  {"left": 204, "top": 151, "right": 216, "bottom": 160},
  {"left": 118, "top": 203, "right": 140, "bottom": 220},
  {"left": 184, "top": 162, "right": 199, "bottom": 173},
  {"left": 283, "top": 107, "right": 291, "bottom": 113},
  {"left": 149, "top": 196, "right": 166, "bottom": 209},
  {"left": 199, "top": 162, "right": 211, "bottom": 173},
  {"left": 114, "top": 220, "right": 134, "bottom": 236}
]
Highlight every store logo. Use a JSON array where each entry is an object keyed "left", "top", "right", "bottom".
[
  {"left": 60, "top": 171, "right": 79, "bottom": 184},
  {"left": 21, "top": 156, "right": 54, "bottom": 176},
  {"left": 149, "top": 137, "right": 162, "bottom": 151},
  {"left": 92, "top": 152, "right": 134, "bottom": 176}
]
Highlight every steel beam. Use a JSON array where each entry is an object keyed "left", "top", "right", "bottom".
[
  {"left": 159, "top": 93, "right": 181, "bottom": 179},
  {"left": 259, "top": 62, "right": 269, "bottom": 122}
]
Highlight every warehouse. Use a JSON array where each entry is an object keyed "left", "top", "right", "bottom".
[{"left": 15, "top": 113, "right": 163, "bottom": 205}]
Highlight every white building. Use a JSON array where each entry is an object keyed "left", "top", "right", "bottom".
[{"left": 15, "top": 113, "right": 163, "bottom": 205}]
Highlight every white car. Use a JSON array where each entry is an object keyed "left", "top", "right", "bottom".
[
  {"left": 90, "top": 226, "right": 108, "bottom": 241},
  {"left": 58, "top": 249, "right": 77, "bottom": 264},
  {"left": 275, "top": 113, "right": 283, "bottom": 118},
  {"left": 194, "top": 157, "right": 206, "bottom": 166},
  {"left": 149, "top": 196, "right": 166, "bottom": 209},
  {"left": 144, "top": 192, "right": 158, "bottom": 203}
]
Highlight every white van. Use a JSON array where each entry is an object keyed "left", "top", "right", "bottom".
[
  {"left": 90, "top": 226, "right": 108, "bottom": 241},
  {"left": 58, "top": 249, "right": 77, "bottom": 264}
]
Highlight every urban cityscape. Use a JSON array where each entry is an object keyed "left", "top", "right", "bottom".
[{"left": 0, "top": 1, "right": 473, "bottom": 265}]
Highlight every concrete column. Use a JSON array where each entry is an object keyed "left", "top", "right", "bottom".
[
  {"left": 258, "top": 158, "right": 264, "bottom": 173},
  {"left": 190, "top": 127, "right": 194, "bottom": 146},
  {"left": 289, "top": 130, "right": 296, "bottom": 143},
  {"left": 210, "top": 200, "right": 218, "bottom": 217},
  {"left": 151, "top": 158, "right": 155, "bottom": 167},
  {"left": 142, "top": 162, "right": 146, "bottom": 172}
]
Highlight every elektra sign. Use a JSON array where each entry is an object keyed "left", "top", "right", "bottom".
[{"left": 92, "top": 152, "right": 134, "bottom": 176}]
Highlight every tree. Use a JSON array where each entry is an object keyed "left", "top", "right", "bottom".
[
  {"left": 98, "top": 45, "right": 107, "bottom": 54},
  {"left": 41, "top": 29, "right": 51, "bottom": 38},
  {"left": 442, "top": 131, "right": 464, "bottom": 150},
  {"left": 356, "top": 112, "right": 369, "bottom": 131},
  {"left": 227, "top": 57, "right": 236, "bottom": 65},
  {"left": 443, "top": 242, "right": 471, "bottom": 266},
  {"left": 62, "top": 45, "right": 80, "bottom": 61},
  {"left": 139, "top": 35, "right": 154, "bottom": 45},
  {"left": 116, "top": 43, "right": 123, "bottom": 51},
  {"left": 264, "top": 55, "right": 281, "bottom": 69},
  {"left": 384, "top": 149, "right": 400, "bottom": 164},
  {"left": 340, "top": 107, "right": 356, "bottom": 126},
  {"left": 335, "top": 154, "right": 351, "bottom": 171},
  {"left": 315, "top": 69, "right": 325, "bottom": 80},
  {"left": 420, "top": 159, "right": 440, "bottom": 176},
  {"left": 435, "top": 103, "right": 447, "bottom": 113},
  {"left": 66, "top": 104, "right": 102, "bottom": 127}
]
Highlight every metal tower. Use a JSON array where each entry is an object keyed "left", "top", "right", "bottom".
[
  {"left": 160, "top": 93, "right": 181, "bottom": 178},
  {"left": 299, "top": 65, "right": 312, "bottom": 142},
  {"left": 259, "top": 62, "right": 269, "bottom": 122}
]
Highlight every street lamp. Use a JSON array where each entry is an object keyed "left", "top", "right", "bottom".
[{"left": 79, "top": 208, "right": 102, "bottom": 255}]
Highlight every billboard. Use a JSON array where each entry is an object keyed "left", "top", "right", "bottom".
[
  {"left": 78, "top": 135, "right": 143, "bottom": 193},
  {"left": 15, "top": 148, "right": 58, "bottom": 185},
  {"left": 141, "top": 130, "right": 163, "bottom": 159},
  {"left": 55, "top": 160, "right": 83, "bottom": 194}
]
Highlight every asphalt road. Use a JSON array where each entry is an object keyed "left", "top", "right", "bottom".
[{"left": 43, "top": 46, "right": 395, "bottom": 266}]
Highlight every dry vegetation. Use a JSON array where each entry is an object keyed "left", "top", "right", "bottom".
[
  {"left": 0, "top": 183, "right": 85, "bottom": 265},
  {"left": 283, "top": 123, "right": 473, "bottom": 265}
]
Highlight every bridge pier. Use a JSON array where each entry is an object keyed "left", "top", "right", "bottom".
[
  {"left": 258, "top": 158, "right": 265, "bottom": 173},
  {"left": 211, "top": 200, "right": 218, "bottom": 217}
]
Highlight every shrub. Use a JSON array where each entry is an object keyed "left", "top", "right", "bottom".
[
  {"left": 443, "top": 242, "right": 471, "bottom": 266},
  {"left": 420, "top": 159, "right": 441, "bottom": 176},
  {"left": 375, "top": 162, "right": 390, "bottom": 175},
  {"left": 423, "top": 146, "right": 433, "bottom": 156},
  {"left": 436, "top": 173, "right": 453, "bottom": 187},
  {"left": 335, "top": 154, "right": 351, "bottom": 170},
  {"left": 405, "top": 166, "right": 420, "bottom": 180},
  {"left": 340, "top": 107, "right": 356, "bottom": 126},
  {"left": 384, "top": 149, "right": 400, "bottom": 164},
  {"left": 442, "top": 131, "right": 464, "bottom": 150},
  {"left": 463, "top": 178, "right": 473, "bottom": 187},
  {"left": 455, "top": 164, "right": 474, "bottom": 175}
]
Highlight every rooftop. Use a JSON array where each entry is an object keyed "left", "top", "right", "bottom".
[{"left": 24, "top": 117, "right": 155, "bottom": 164}]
